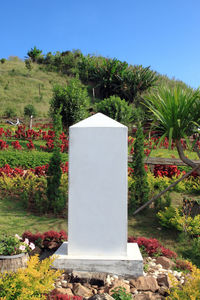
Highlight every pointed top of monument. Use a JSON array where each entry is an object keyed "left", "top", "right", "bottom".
[{"left": 70, "top": 113, "right": 127, "bottom": 128}]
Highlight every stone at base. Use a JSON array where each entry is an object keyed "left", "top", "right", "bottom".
[{"left": 52, "top": 243, "right": 143, "bottom": 278}]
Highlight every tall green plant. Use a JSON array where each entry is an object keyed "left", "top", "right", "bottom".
[
  {"left": 46, "top": 109, "right": 65, "bottom": 214},
  {"left": 144, "top": 87, "right": 200, "bottom": 172},
  {"left": 95, "top": 95, "right": 133, "bottom": 126},
  {"left": 50, "top": 77, "right": 90, "bottom": 128},
  {"left": 130, "top": 123, "right": 149, "bottom": 213}
]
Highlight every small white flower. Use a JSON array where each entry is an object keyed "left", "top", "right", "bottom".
[
  {"left": 29, "top": 243, "right": 35, "bottom": 250},
  {"left": 15, "top": 234, "right": 21, "bottom": 240},
  {"left": 24, "top": 238, "right": 29, "bottom": 245},
  {"left": 19, "top": 245, "right": 26, "bottom": 251}
]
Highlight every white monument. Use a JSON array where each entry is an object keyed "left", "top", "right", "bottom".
[{"left": 53, "top": 113, "right": 143, "bottom": 277}]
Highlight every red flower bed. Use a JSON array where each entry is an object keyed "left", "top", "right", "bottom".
[
  {"left": 154, "top": 165, "right": 181, "bottom": 178},
  {"left": 11, "top": 140, "right": 22, "bottom": 150},
  {"left": 0, "top": 164, "right": 24, "bottom": 177},
  {"left": 48, "top": 291, "right": 82, "bottom": 300},
  {"left": 0, "top": 162, "right": 69, "bottom": 178},
  {"left": 128, "top": 236, "right": 177, "bottom": 258},
  {"left": 0, "top": 139, "right": 9, "bottom": 150},
  {"left": 22, "top": 230, "right": 68, "bottom": 250}
]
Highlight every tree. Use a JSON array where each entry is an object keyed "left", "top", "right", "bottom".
[
  {"left": 49, "top": 77, "right": 90, "bottom": 129},
  {"left": 27, "top": 46, "right": 42, "bottom": 62},
  {"left": 46, "top": 109, "right": 65, "bottom": 214},
  {"left": 24, "top": 104, "right": 37, "bottom": 117},
  {"left": 144, "top": 86, "right": 200, "bottom": 172},
  {"left": 95, "top": 95, "right": 133, "bottom": 126},
  {"left": 132, "top": 86, "right": 200, "bottom": 215},
  {"left": 25, "top": 59, "right": 33, "bottom": 72},
  {"left": 129, "top": 123, "right": 149, "bottom": 213}
]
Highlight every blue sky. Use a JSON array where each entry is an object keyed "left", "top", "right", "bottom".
[{"left": 1, "top": 0, "right": 200, "bottom": 89}]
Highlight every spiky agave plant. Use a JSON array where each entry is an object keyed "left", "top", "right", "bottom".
[{"left": 144, "top": 86, "right": 200, "bottom": 172}]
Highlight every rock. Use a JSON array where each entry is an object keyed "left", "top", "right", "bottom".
[
  {"left": 129, "top": 279, "right": 136, "bottom": 287},
  {"left": 88, "top": 293, "right": 115, "bottom": 300},
  {"left": 134, "top": 292, "right": 165, "bottom": 300},
  {"left": 134, "top": 276, "right": 159, "bottom": 292},
  {"left": 92, "top": 288, "right": 98, "bottom": 295},
  {"left": 157, "top": 274, "right": 171, "bottom": 288},
  {"left": 30, "top": 246, "right": 42, "bottom": 256},
  {"left": 67, "top": 283, "right": 73, "bottom": 289},
  {"left": 73, "top": 283, "right": 93, "bottom": 297},
  {"left": 61, "top": 280, "right": 68, "bottom": 288},
  {"left": 109, "top": 279, "right": 130, "bottom": 294},
  {"left": 134, "top": 293, "right": 151, "bottom": 300},
  {"left": 158, "top": 286, "right": 169, "bottom": 296},
  {"left": 54, "top": 287, "right": 74, "bottom": 296},
  {"left": 130, "top": 287, "right": 137, "bottom": 294},
  {"left": 156, "top": 257, "right": 175, "bottom": 270},
  {"left": 72, "top": 271, "right": 107, "bottom": 285},
  {"left": 98, "top": 289, "right": 105, "bottom": 294}
]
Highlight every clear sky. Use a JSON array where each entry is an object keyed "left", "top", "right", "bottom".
[{"left": 1, "top": 0, "right": 200, "bottom": 89}]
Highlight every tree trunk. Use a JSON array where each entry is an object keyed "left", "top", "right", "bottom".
[{"left": 176, "top": 139, "right": 200, "bottom": 175}]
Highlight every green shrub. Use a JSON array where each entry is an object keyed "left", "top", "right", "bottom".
[
  {"left": 181, "top": 237, "right": 200, "bottom": 268},
  {"left": 157, "top": 206, "right": 200, "bottom": 236},
  {"left": 95, "top": 95, "right": 133, "bottom": 126},
  {"left": 50, "top": 77, "right": 90, "bottom": 128},
  {"left": 157, "top": 206, "right": 176, "bottom": 228},
  {"left": 0, "top": 172, "right": 68, "bottom": 215},
  {"left": 0, "top": 255, "right": 62, "bottom": 299},
  {"left": 0, "top": 58, "right": 6, "bottom": 64},
  {"left": 112, "top": 287, "right": 132, "bottom": 300},
  {"left": 168, "top": 263, "right": 200, "bottom": 299},
  {"left": 129, "top": 123, "right": 149, "bottom": 213},
  {"left": 4, "top": 107, "right": 16, "bottom": 118},
  {"left": 0, "top": 150, "right": 68, "bottom": 168},
  {"left": 47, "top": 109, "right": 66, "bottom": 214},
  {"left": 24, "top": 104, "right": 37, "bottom": 117}
]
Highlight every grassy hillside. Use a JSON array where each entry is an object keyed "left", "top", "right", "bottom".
[
  {"left": 0, "top": 53, "right": 191, "bottom": 120},
  {"left": 0, "top": 58, "right": 69, "bottom": 117}
]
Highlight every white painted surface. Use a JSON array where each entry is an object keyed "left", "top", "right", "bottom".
[{"left": 68, "top": 113, "right": 127, "bottom": 257}]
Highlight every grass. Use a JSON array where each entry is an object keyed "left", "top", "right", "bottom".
[
  {"left": 0, "top": 190, "right": 194, "bottom": 258},
  {"left": 0, "top": 197, "right": 66, "bottom": 235},
  {"left": 0, "top": 59, "right": 68, "bottom": 117},
  {"left": 150, "top": 148, "right": 199, "bottom": 160}
]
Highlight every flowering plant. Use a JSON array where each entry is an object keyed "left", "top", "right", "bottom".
[{"left": 0, "top": 234, "right": 35, "bottom": 256}]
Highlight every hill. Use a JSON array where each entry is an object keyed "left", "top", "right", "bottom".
[
  {"left": 0, "top": 57, "right": 68, "bottom": 118},
  {"left": 0, "top": 52, "right": 191, "bottom": 119}
]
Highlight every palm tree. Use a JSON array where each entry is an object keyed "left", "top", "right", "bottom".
[{"left": 144, "top": 86, "right": 200, "bottom": 173}]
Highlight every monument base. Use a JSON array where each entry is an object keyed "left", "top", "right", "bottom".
[{"left": 52, "top": 242, "right": 143, "bottom": 278}]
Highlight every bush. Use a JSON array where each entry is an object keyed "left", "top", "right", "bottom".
[
  {"left": 0, "top": 255, "right": 62, "bottom": 299},
  {"left": 0, "top": 58, "right": 6, "bottom": 64},
  {"left": 24, "top": 104, "right": 37, "bottom": 117},
  {"left": 0, "top": 172, "right": 68, "bottom": 215},
  {"left": 95, "top": 95, "right": 133, "bottom": 126},
  {"left": 181, "top": 237, "right": 200, "bottom": 268},
  {"left": 50, "top": 77, "right": 90, "bottom": 128},
  {"left": 128, "top": 236, "right": 177, "bottom": 258},
  {"left": 157, "top": 206, "right": 200, "bottom": 236},
  {"left": 0, "top": 150, "right": 68, "bottom": 168},
  {"left": 129, "top": 123, "right": 149, "bottom": 212},
  {"left": 4, "top": 106, "right": 16, "bottom": 118},
  {"left": 112, "top": 287, "right": 132, "bottom": 300},
  {"left": 168, "top": 263, "right": 200, "bottom": 299}
]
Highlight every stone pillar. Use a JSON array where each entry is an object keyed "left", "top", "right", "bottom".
[
  {"left": 68, "top": 113, "right": 127, "bottom": 257},
  {"left": 53, "top": 113, "right": 143, "bottom": 277}
]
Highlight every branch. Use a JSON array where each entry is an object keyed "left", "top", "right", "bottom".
[
  {"left": 132, "top": 165, "right": 200, "bottom": 216},
  {"left": 193, "top": 144, "right": 200, "bottom": 159},
  {"left": 176, "top": 140, "right": 200, "bottom": 175}
]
